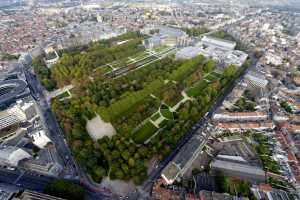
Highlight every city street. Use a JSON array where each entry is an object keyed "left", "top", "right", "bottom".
[{"left": 22, "top": 68, "right": 112, "bottom": 199}]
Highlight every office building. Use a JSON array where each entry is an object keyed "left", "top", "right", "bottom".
[
  {"left": 143, "top": 26, "right": 189, "bottom": 49},
  {"left": 13, "top": 190, "right": 66, "bottom": 200},
  {"left": 176, "top": 36, "right": 248, "bottom": 67}
]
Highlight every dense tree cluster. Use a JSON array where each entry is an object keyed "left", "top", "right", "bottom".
[
  {"left": 51, "top": 36, "right": 144, "bottom": 87},
  {"left": 210, "top": 31, "right": 236, "bottom": 41},
  {"left": 183, "top": 27, "right": 209, "bottom": 37},
  {"left": 44, "top": 180, "right": 85, "bottom": 200},
  {"left": 32, "top": 57, "right": 57, "bottom": 91},
  {"left": 215, "top": 172, "right": 256, "bottom": 199},
  {"left": 253, "top": 133, "right": 281, "bottom": 174}
]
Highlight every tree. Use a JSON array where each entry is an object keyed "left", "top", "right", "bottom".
[
  {"left": 223, "top": 65, "right": 237, "bottom": 78},
  {"left": 112, "top": 150, "right": 121, "bottom": 160},
  {"left": 115, "top": 169, "right": 125, "bottom": 179},
  {"left": 121, "top": 150, "right": 130, "bottom": 161},
  {"left": 93, "top": 167, "right": 106, "bottom": 181},
  {"left": 44, "top": 180, "right": 85, "bottom": 200},
  {"left": 203, "top": 60, "right": 216, "bottom": 73},
  {"left": 128, "top": 158, "right": 135, "bottom": 167}
]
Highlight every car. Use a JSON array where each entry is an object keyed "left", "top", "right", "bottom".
[{"left": 7, "top": 167, "right": 16, "bottom": 171}]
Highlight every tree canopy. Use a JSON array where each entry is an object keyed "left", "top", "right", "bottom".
[{"left": 44, "top": 180, "right": 85, "bottom": 200}]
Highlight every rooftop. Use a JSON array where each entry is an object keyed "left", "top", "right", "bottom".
[
  {"left": 0, "top": 146, "right": 31, "bottom": 166},
  {"left": 211, "top": 159, "right": 265, "bottom": 177},
  {"left": 201, "top": 35, "right": 237, "bottom": 50}
]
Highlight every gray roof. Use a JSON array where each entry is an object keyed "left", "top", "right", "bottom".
[
  {"left": 173, "top": 134, "right": 205, "bottom": 168},
  {"left": 162, "top": 134, "right": 206, "bottom": 182},
  {"left": 201, "top": 35, "right": 236, "bottom": 50},
  {"left": 157, "top": 26, "right": 187, "bottom": 39},
  {"left": 211, "top": 159, "right": 265, "bottom": 177}
]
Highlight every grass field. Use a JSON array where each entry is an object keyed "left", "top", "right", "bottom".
[
  {"left": 101, "top": 65, "right": 114, "bottom": 73},
  {"left": 57, "top": 91, "right": 70, "bottom": 99},
  {"left": 151, "top": 112, "right": 160, "bottom": 121},
  {"left": 211, "top": 71, "right": 222, "bottom": 77},
  {"left": 206, "top": 74, "right": 218, "bottom": 81},
  {"left": 186, "top": 71, "right": 221, "bottom": 97},
  {"left": 153, "top": 46, "right": 171, "bottom": 53},
  {"left": 186, "top": 80, "right": 209, "bottom": 97},
  {"left": 132, "top": 120, "right": 158, "bottom": 144},
  {"left": 160, "top": 108, "right": 174, "bottom": 120},
  {"left": 159, "top": 118, "right": 169, "bottom": 128},
  {"left": 132, "top": 104, "right": 175, "bottom": 144}
]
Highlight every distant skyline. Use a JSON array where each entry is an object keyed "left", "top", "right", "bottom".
[{"left": 1, "top": 0, "right": 300, "bottom": 7}]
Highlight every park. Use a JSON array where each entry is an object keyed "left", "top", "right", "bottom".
[{"left": 36, "top": 32, "right": 239, "bottom": 184}]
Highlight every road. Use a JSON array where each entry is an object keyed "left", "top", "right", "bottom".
[
  {"left": 22, "top": 68, "right": 112, "bottom": 199},
  {"left": 0, "top": 167, "right": 111, "bottom": 200},
  {"left": 138, "top": 54, "right": 258, "bottom": 198},
  {"left": 0, "top": 168, "right": 54, "bottom": 192},
  {"left": 24, "top": 70, "right": 77, "bottom": 178}
]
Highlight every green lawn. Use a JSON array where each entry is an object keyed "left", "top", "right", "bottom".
[
  {"left": 132, "top": 121, "right": 158, "bottom": 144},
  {"left": 151, "top": 112, "right": 160, "bottom": 121},
  {"left": 101, "top": 65, "right": 113, "bottom": 73},
  {"left": 160, "top": 108, "right": 174, "bottom": 120},
  {"left": 133, "top": 51, "right": 150, "bottom": 61},
  {"left": 153, "top": 46, "right": 169, "bottom": 53},
  {"left": 57, "top": 91, "right": 70, "bottom": 99},
  {"left": 211, "top": 71, "right": 222, "bottom": 78},
  {"left": 206, "top": 74, "right": 218, "bottom": 81},
  {"left": 186, "top": 70, "right": 222, "bottom": 97},
  {"left": 186, "top": 80, "right": 209, "bottom": 97},
  {"left": 159, "top": 118, "right": 169, "bottom": 128}
]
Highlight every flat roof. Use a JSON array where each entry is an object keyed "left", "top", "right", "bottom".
[
  {"left": 202, "top": 35, "right": 236, "bottom": 46},
  {"left": 211, "top": 159, "right": 265, "bottom": 177}
]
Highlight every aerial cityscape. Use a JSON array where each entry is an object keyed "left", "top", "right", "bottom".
[{"left": 1, "top": 0, "right": 300, "bottom": 199}]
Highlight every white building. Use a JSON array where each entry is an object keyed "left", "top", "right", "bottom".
[
  {"left": 143, "top": 26, "right": 189, "bottom": 49},
  {"left": 29, "top": 130, "right": 52, "bottom": 149},
  {"left": 217, "top": 121, "right": 275, "bottom": 131},
  {"left": 213, "top": 112, "right": 268, "bottom": 122},
  {"left": 176, "top": 36, "right": 248, "bottom": 67},
  {"left": 265, "top": 51, "right": 283, "bottom": 66},
  {"left": 175, "top": 46, "right": 203, "bottom": 60}
]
